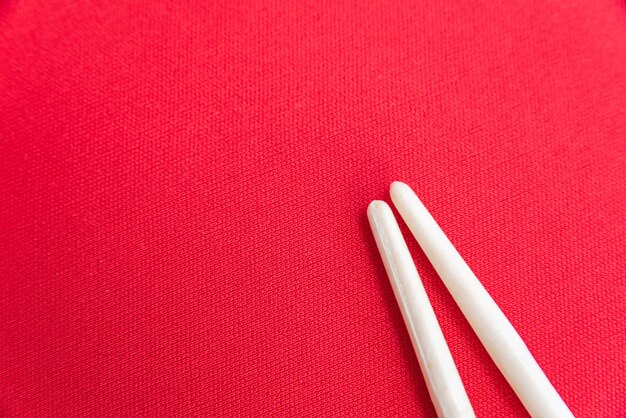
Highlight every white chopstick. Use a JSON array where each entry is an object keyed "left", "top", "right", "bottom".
[
  {"left": 390, "top": 181, "right": 573, "bottom": 418},
  {"left": 368, "top": 200, "right": 475, "bottom": 418}
]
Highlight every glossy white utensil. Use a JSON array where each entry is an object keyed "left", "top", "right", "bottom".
[
  {"left": 368, "top": 200, "right": 475, "bottom": 418},
  {"left": 390, "top": 181, "right": 573, "bottom": 418}
]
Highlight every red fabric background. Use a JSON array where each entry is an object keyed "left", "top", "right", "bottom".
[{"left": 1, "top": 0, "right": 625, "bottom": 416}]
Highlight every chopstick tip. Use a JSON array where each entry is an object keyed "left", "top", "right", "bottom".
[
  {"left": 390, "top": 181, "right": 411, "bottom": 197},
  {"left": 367, "top": 200, "right": 390, "bottom": 216}
]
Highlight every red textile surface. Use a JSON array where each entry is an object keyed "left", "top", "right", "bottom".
[{"left": 1, "top": 0, "right": 625, "bottom": 416}]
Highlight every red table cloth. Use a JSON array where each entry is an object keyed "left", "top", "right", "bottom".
[{"left": 1, "top": 0, "right": 625, "bottom": 416}]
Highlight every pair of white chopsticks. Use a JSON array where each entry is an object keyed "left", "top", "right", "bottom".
[{"left": 368, "top": 182, "right": 573, "bottom": 418}]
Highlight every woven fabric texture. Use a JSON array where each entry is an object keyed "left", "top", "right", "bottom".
[{"left": 1, "top": 0, "right": 625, "bottom": 416}]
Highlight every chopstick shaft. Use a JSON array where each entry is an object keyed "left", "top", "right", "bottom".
[
  {"left": 368, "top": 200, "right": 475, "bottom": 418},
  {"left": 390, "top": 182, "right": 573, "bottom": 418}
]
